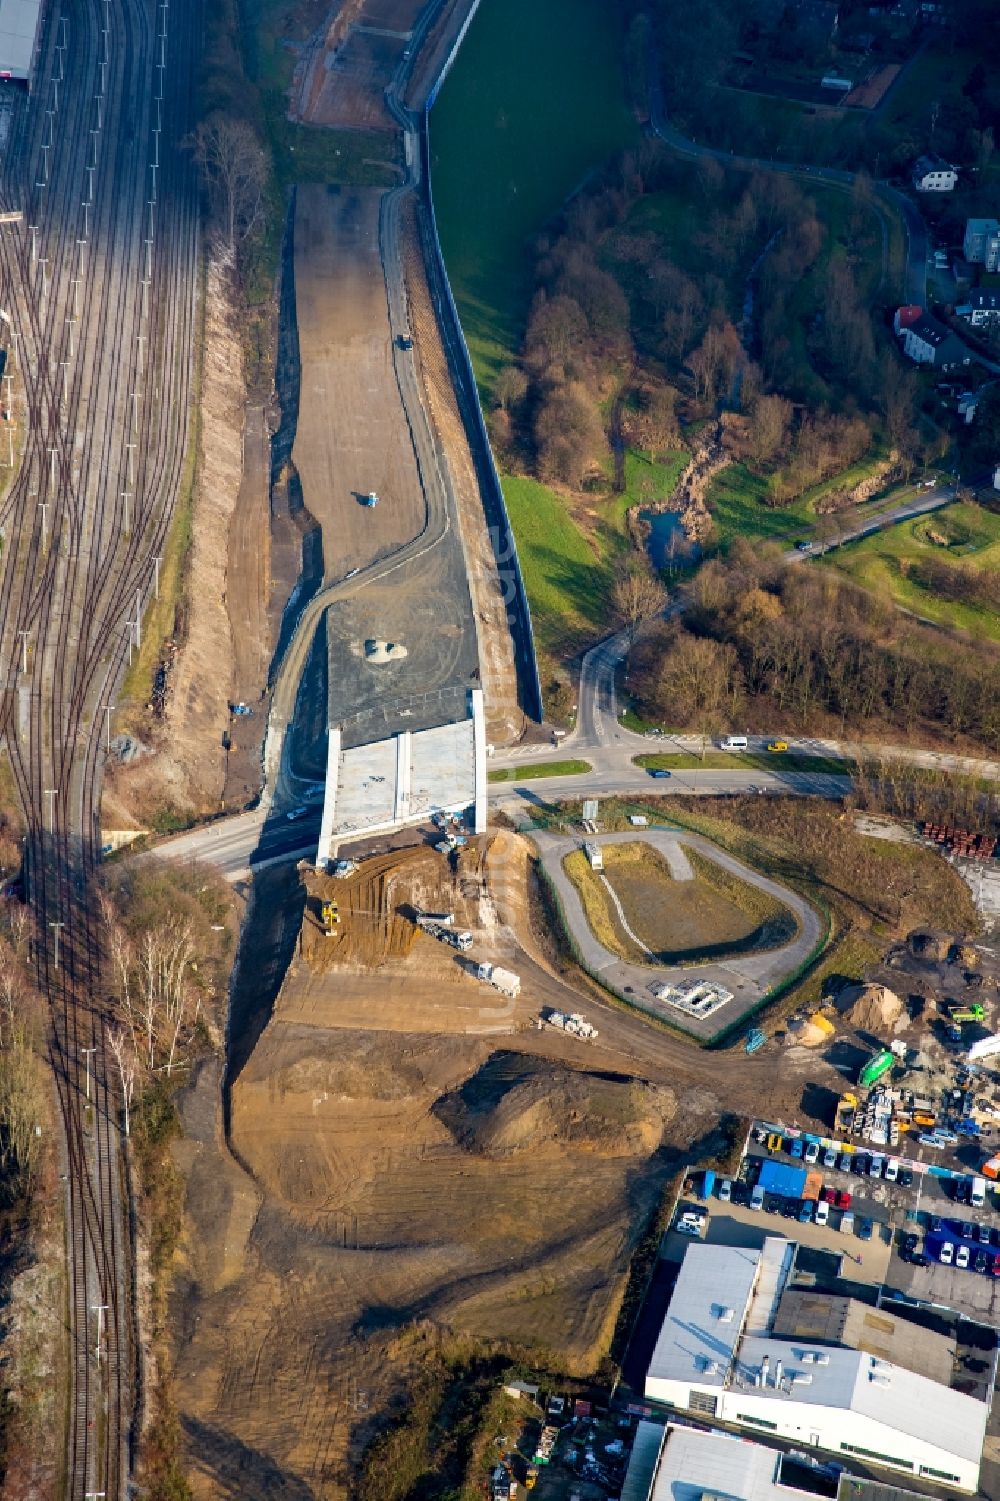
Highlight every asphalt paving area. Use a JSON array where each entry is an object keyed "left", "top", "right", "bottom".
[{"left": 292, "top": 185, "right": 425, "bottom": 577}]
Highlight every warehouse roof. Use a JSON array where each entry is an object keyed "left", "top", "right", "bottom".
[
  {"left": 0, "top": 0, "right": 43, "bottom": 81},
  {"left": 649, "top": 1426, "right": 832, "bottom": 1501},
  {"left": 645, "top": 1242, "right": 761, "bottom": 1389}
]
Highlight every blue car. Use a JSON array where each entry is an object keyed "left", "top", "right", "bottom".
[
  {"left": 799, "top": 1200, "right": 814, "bottom": 1223},
  {"left": 790, "top": 1138, "right": 805, "bottom": 1160}
]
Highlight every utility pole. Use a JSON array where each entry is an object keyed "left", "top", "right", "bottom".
[
  {"left": 103, "top": 703, "right": 115, "bottom": 752},
  {"left": 28, "top": 223, "right": 37, "bottom": 264},
  {"left": 125, "top": 442, "right": 135, "bottom": 487},
  {"left": 48, "top": 445, "right": 58, "bottom": 493},
  {"left": 125, "top": 622, "right": 134, "bottom": 666},
  {"left": 66, "top": 316, "right": 76, "bottom": 357},
  {"left": 153, "top": 555, "right": 161, "bottom": 599},
  {"left": 49, "top": 920, "right": 64, "bottom": 969},
  {"left": 39, "top": 499, "right": 48, "bottom": 547},
  {"left": 59, "top": 360, "right": 70, "bottom": 405},
  {"left": 135, "top": 589, "right": 142, "bottom": 648},
  {"left": 17, "top": 629, "right": 29, "bottom": 674},
  {"left": 121, "top": 491, "right": 130, "bottom": 535},
  {"left": 92, "top": 1304, "right": 108, "bottom": 1365},
  {"left": 43, "top": 787, "right": 57, "bottom": 827},
  {"left": 81, "top": 1046, "right": 96, "bottom": 1102},
  {"left": 131, "top": 389, "right": 141, "bottom": 433}
]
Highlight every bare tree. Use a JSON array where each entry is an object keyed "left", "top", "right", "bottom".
[
  {"left": 613, "top": 557, "right": 668, "bottom": 645},
  {"left": 493, "top": 364, "right": 529, "bottom": 413},
  {"left": 191, "top": 114, "right": 267, "bottom": 253},
  {"left": 107, "top": 1027, "right": 136, "bottom": 1139}
]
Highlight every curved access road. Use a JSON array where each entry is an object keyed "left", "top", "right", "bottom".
[
  {"left": 535, "top": 827, "right": 825, "bottom": 1041},
  {"left": 647, "top": 46, "right": 927, "bottom": 306}
]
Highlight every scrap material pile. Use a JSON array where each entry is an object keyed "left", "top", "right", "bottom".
[{"left": 920, "top": 821, "right": 998, "bottom": 860}]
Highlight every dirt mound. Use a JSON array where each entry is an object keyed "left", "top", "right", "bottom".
[
  {"left": 435, "top": 1053, "right": 676, "bottom": 1158},
  {"left": 839, "top": 982, "right": 904, "bottom": 1031},
  {"left": 908, "top": 930, "right": 952, "bottom": 962},
  {"left": 260, "top": 1031, "right": 429, "bottom": 1103},
  {"left": 785, "top": 1012, "right": 835, "bottom": 1047}
]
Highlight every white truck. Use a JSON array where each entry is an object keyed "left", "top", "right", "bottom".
[
  {"left": 545, "top": 1010, "right": 598, "bottom": 1040},
  {"left": 476, "top": 962, "right": 521, "bottom": 999}
]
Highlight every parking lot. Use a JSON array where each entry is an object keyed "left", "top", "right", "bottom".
[{"left": 674, "top": 1128, "right": 1000, "bottom": 1328}]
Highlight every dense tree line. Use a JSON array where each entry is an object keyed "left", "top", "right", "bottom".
[{"left": 629, "top": 540, "right": 1000, "bottom": 750}]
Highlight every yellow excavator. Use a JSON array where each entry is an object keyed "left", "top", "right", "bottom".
[{"left": 321, "top": 900, "right": 341, "bottom": 935}]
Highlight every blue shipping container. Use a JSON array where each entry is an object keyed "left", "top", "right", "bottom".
[{"left": 758, "top": 1159, "right": 807, "bottom": 1198}]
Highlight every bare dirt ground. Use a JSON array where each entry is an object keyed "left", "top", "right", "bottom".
[
  {"left": 293, "top": 0, "right": 437, "bottom": 129},
  {"left": 222, "top": 401, "right": 273, "bottom": 807},
  {"left": 171, "top": 831, "right": 846, "bottom": 1499},
  {"left": 293, "top": 185, "right": 426, "bottom": 579},
  {"left": 109, "top": 255, "right": 244, "bottom": 823},
  {"left": 401, "top": 195, "right": 526, "bottom": 746}
]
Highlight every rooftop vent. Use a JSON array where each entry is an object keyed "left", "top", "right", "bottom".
[
  {"left": 791, "top": 1373, "right": 814, "bottom": 1385},
  {"left": 716, "top": 1306, "right": 735, "bottom": 1324}
]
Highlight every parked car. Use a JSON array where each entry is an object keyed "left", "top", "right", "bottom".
[
  {"left": 822, "top": 1186, "right": 837, "bottom": 1205},
  {"left": 790, "top": 1138, "right": 805, "bottom": 1160},
  {"left": 799, "top": 1200, "right": 814, "bottom": 1223},
  {"left": 838, "top": 1153, "right": 853, "bottom": 1173},
  {"left": 717, "top": 1178, "right": 732, "bottom": 1203},
  {"left": 884, "top": 1157, "right": 900, "bottom": 1183},
  {"left": 840, "top": 1210, "right": 855, "bottom": 1236},
  {"left": 978, "top": 1223, "right": 992, "bottom": 1245},
  {"left": 956, "top": 1244, "right": 971, "bottom": 1270},
  {"left": 795, "top": 540, "right": 814, "bottom": 552},
  {"left": 939, "top": 1241, "right": 955, "bottom": 1265},
  {"left": 975, "top": 1251, "right": 991, "bottom": 1274},
  {"left": 767, "top": 741, "right": 789, "bottom": 752},
  {"left": 286, "top": 806, "right": 308, "bottom": 822},
  {"left": 910, "top": 1252, "right": 931, "bottom": 1268},
  {"left": 815, "top": 1199, "right": 830, "bottom": 1227},
  {"left": 852, "top": 1153, "right": 870, "bottom": 1175},
  {"left": 934, "top": 1129, "right": 959, "bottom": 1145},
  {"left": 823, "top": 1147, "right": 837, "bottom": 1170},
  {"left": 929, "top": 1215, "right": 944, "bottom": 1235},
  {"left": 919, "top": 1133, "right": 946, "bottom": 1149},
  {"left": 900, "top": 1232, "right": 919, "bottom": 1260},
  {"left": 750, "top": 1185, "right": 765, "bottom": 1212},
  {"left": 648, "top": 768, "right": 671, "bottom": 779},
  {"left": 835, "top": 1189, "right": 852, "bottom": 1210},
  {"left": 782, "top": 1198, "right": 800, "bottom": 1218},
  {"left": 898, "top": 1167, "right": 913, "bottom": 1188},
  {"left": 868, "top": 1154, "right": 885, "bottom": 1178},
  {"left": 960, "top": 1221, "right": 977, "bottom": 1240},
  {"left": 858, "top": 1217, "right": 874, "bottom": 1241},
  {"left": 676, "top": 1212, "right": 706, "bottom": 1237},
  {"left": 804, "top": 1141, "right": 820, "bottom": 1164}
]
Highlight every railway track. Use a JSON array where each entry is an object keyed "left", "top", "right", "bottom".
[{"left": 0, "top": 0, "right": 199, "bottom": 1494}]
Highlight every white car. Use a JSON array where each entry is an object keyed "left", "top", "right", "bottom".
[
  {"left": 884, "top": 1157, "right": 900, "bottom": 1183},
  {"left": 815, "top": 1199, "right": 830, "bottom": 1227},
  {"left": 750, "top": 1186, "right": 765, "bottom": 1212},
  {"left": 676, "top": 1213, "right": 706, "bottom": 1237},
  {"left": 804, "top": 1141, "right": 820, "bottom": 1164},
  {"left": 956, "top": 1243, "right": 971, "bottom": 1270},
  {"left": 717, "top": 1178, "right": 732, "bottom": 1203},
  {"left": 939, "top": 1241, "right": 954, "bottom": 1265},
  {"left": 823, "top": 1147, "right": 837, "bottom": 1170}
]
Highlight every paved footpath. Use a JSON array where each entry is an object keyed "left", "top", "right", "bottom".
[{"left": 534, "top": 829, "right": 824, "bottom": 1042}]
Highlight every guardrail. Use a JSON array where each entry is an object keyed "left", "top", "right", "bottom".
[{"left": 419, "top": 98, "right": 544, "bottom": 721}]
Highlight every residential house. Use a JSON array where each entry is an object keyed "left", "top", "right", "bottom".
[
  {"left": 963, "top": 217, "right": 1000, "bottom": 272},
  {"left": 955, "top": 291, "right": 1000, "bottom": 330},
  {"left": 893, "top": 304, "right": 923, "bottom": 334},
  {"left": 755, "top": 0, "right": 840, "bottom": 39},
  {"left": 957, "top": 390, "right": 982, "bottom": 424},
  {"left": 902, "top": 315, "right": 971, "bottom": 369},
  {"left": 912, "top": 154, "right": 958, "bottom": 192}
]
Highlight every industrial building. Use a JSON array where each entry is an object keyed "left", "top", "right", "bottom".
[
  {"left": 643, "top": 1238, "right": 991, "bottom": 1492},
  {"left": 622, "top": 1422, "right": 936, "bottom": 1501},
  {"left": 0, "top": 0, "right": 45, "bottom": 86}
]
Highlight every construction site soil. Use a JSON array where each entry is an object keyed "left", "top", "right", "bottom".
[{"left": 171, "top": 832, "right": 851, "bottom": 1499}]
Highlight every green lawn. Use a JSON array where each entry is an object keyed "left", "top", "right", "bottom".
[
  {"left": 635, "top": 752, "right": 853, "bottom": 775},
  {"left": 824, "top": 500, "right": 1000, "bottom": 641},
  {"left": 429, "top": 0, "right": 639, "bottom": 398},
  {"left": 488, "top": 759, "right": 592, "bottom": 783}
]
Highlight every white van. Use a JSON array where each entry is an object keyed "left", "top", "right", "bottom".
[
  {"left": 720, "top": 736, "right": 748, "bottom": 751},
  {"left": 971, "top": 1176, "right": 987, "bottom": 1209}
]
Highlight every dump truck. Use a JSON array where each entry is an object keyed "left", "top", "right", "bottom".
[
  {"left": 949, "top": 1004, "right": 986, "bottom": 1024},
  {"left": 858, "top": 1049, "right": 894, "bottom": 1088},
  {"left": 476, "top": 962, "right": 521, "bottom": 999},
  {"left": 835, "top": 1092, "right": 858, "bottom": 1134}
]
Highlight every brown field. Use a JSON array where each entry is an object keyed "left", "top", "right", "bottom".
[{"left": 172, "top": 832, "right": 845, "bottom": 1499}]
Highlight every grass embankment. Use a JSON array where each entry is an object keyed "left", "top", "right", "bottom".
[
  {"left": 823, "top": 500, "right": 1000, "bottom": 642},
  {"left": 488, "top": 758, "right": 591, "bottom": 784},
  {"left": 635, "top": 751, "right": 852, "bottom": 775},
  {"left": 432, "top": 0, "right": 679, "bottom": 669}
]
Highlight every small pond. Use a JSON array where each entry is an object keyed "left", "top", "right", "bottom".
[{"left": 641, "top": 508, "right": 701, "bottom": 570}]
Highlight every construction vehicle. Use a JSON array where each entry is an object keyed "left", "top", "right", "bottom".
[
  {"left": 525, "top": 1465, "right": 538, "bottom": 1490},
  {"left": 476, "top": 962, "right": 521, "bottom": 999},
  {"left": 835, "top": 1092, "right": 858, "bottom": 1134},
  {"left": 745, "top": 1028, "right": 767, "bottom": 1055},
  {"left": 321, "top": 901, "right": 341, "bottom": 936},
  {"left": 419, "top": 910, "right": 456, "bottom": 926},
  {"left": 858, "top": 1049, "right": 894, "bottom": 1089},
  {"left": 949, "top": 1004, "right": 986, "bottom": 1024},
  {"left": 363, "top": 490, "right": 378, "bottom": 506},
  {"left": 331, "top": 859, "right": 357, "bottom": 879},
  {"left": 545, "top": 1010, "right": 598, "bottom": 1040},
  {"left": 417, "top": 917, "right": 472, "bottom": 952}
]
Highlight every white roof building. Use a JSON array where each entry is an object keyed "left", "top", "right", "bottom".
[
  {"left": 0, "top": 0, "right": 45, "bottom": 85},
  {"left": 644, "top": 1239, "right": 990, "bottom": 1492}
]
